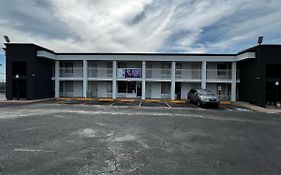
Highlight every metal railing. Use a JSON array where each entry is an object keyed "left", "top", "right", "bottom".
[
  {"left": 146, "top": 68, "right": 171, "bottom": 79},
  {"left": 57, "top": 68, "right": 237, "bottom": 81},
  {"left": 207, "top": 69, "right": 232, "bottom": 80},
  {"left": 175, "top": 69, "right": 201, "bottom": 80},
  {"left": 88, "top": 67, "right": 113, "bottom": 78},
  {"left": 59, "top": 67, "right": 83, "bottom": 77},
  {"left": 236, "top": 70, "right": 240, "bottom": 80}
]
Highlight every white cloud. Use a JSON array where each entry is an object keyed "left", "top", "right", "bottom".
[{"left": 0, "top": 0, "right": 281, "bottom": 53}]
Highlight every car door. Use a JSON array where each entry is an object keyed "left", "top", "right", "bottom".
[
  {"left": 193, "top": 90, "right": 199, "bottom": 102},
  {"left": 190, "top": 89, "right": 196, "bottom": 102},
  {"left": 188, "top": 89, "right": 193, "bottom": 101}
]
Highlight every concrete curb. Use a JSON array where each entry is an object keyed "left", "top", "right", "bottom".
[
  {"left": 0, "top": 98, "right": 56, "bottom": 104},
  {"left": 231, "top": 101, "right": 281, "bottom": 114}
]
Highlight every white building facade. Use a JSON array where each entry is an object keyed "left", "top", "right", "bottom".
[{"left": 37, "top": 51, "right": 256, "bottom": 101}]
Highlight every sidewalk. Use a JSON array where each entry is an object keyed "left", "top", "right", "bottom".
[
  {"left": 0, "top": 98, "right": 56, "bottom": 104},
  {"left": 231, "top": 101, "right": 281, "bottom": 114}
]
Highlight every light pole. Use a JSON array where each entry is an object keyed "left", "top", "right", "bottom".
[
  {"left": 275, "top": 81, "right": 279, "bottom": 108},
  {"left": 15, "top": 74, "right": 19, "bottom": 100}
]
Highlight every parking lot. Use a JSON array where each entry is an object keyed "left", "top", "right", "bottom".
[
  {"left": 0, "top": 101, "right": 280, "bottom": 175},
  {"left": 56, "top": 99, "right": 246, "bottom": 112}
]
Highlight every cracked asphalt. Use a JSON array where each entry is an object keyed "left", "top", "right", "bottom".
[{"left": 0, "top": 103, "right": 280, "bottom": 175}]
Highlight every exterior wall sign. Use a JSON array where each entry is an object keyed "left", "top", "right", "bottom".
[{"left": 117, "top": 68, "right": 141, "bottom": 78}]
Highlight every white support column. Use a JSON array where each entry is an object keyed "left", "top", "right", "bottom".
[
  {"left": 55, "top": 60, "right": 60, "bottom": 98},
  {"left": 112, "top": 61, "right": 117, "bottom": 99},
  {"left": 171, "top": 61, "right": 176, "bottom": 100},
  {"left": 142, "top": 61, "right": 146, "bottom": 100},
  {"left": 231, "top": 62, "right": 237, "bottom": 101},
  {"left": 201, "top": 61, "right": 207, "bottom": 89},
  {"left": 83, "top": 60, "right": 88, "bottom": 98}
]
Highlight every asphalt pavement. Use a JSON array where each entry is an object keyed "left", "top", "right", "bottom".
[{"left": 0, "top": 102, "right": 280, "bottom": 175}]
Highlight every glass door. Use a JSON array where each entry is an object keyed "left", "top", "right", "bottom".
[
  {"left": 127, "top": 82, "right": 136, "bottom": 94},
  {"left": 137, "top": 83, "right": 142, "bottom": 97}
]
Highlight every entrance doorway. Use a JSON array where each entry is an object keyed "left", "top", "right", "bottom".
[
  {"left": 137, "top": 83, "right": 142, "bottom": 97},
  {"left": 175, "top": 82, "right": 181, "bottom": 99},
  {"left": 266, "top": 82, "right": 281, "bottom": 105},
  {"left": 12, "top": 62, "right": 27, "bottom": 99},
  {"left": 117, "top": 81, "right": 142, "bottom": 98}
]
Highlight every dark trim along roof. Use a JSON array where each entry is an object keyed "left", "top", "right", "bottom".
[
  {"left": 6, "top": 42, "right": 281, "bottom": 56},
  {"left": 55, "top": 53, "right": 236, "bottom": 56}
]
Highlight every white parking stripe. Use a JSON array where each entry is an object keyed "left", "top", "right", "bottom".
[
  {"left": 75, "top": 110, "right": 206, "bottom": 118},
  {"left": 14, "top": 148, "right": 55, "bottom": 153},
  {"left": 165, "top": 102, "right": 172, "bottom": 108},
  {"left": 138, "top": 101, "right": 142, "bottom": 107}
]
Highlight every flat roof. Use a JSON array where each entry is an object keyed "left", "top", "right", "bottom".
[
  {"left": 6, "top": 42, "right": 281, "bottom": 56},
  {"left": 55, "top": 52, "right": 236, "bottom": 56}
]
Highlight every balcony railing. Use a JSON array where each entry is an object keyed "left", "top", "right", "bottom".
[
  {"left": 57, "top": 67, "right": 237, "bottom": 81},
  {"left": 207, "top": 69, "right": 232, "bottom": 80},
  {"left": 59, "top": 67, "right": 83, "bottom": 77},
  {"left": 146, "top": 68, "right": 171, "bottom": 79},
  {"left": 88, "top": 67, "right": 113, "bottom": 78},
  {"left": 175, "top": 69, "right": 201, "bottom": 80},
  {"left": 236, "top": 70, "right": 240, "bottom": 80}
]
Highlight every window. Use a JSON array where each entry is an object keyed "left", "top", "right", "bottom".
[
  {"left": 60, "top": 82, "right": 73, "bottom": 92},
  {"left": 65, "top": 82, "right": 73, "bottom": 92},
  {"left": 189, "top": 89, "right": 196, "bottom": 94},
  {"left": 127, "top": 82, "right": 136, "bottom": 93},
  {"left": 161, "top": 82, "right": 171, "bottom": 94},
  {"left": 117, "top": 82, "right": 136, "bottom": 93},
  {"left": 118, "top": 82, "right": 126, "bottom": 93}
]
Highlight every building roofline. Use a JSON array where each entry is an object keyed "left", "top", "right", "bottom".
[
  {"left": 6, "top": 42, "right": 281, "bottom": 56},
  {"left": 4, "top": 43, "right": 55, "bottom": 54},
  {"left": 237, "top": 44, "right": 281, "bottom": 55},
  {"left": 55, "top": 52, "right": 237, "bottom": 56}
]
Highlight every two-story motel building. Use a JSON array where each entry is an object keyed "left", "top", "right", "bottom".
[{"left": 4, "top": 43, "right": 281, "bottom": 107}]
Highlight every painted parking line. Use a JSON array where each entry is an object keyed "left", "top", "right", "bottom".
[
  {"left": 165, "top": 102, "right": 172, "bottom": 108},
  {"left": 138, "top": 101, "right": 142, "bottom": 107},
  {"left": 14, "top": 148, "right": 56, "bottom": 153},
  {"left": 188, "top": 102, "right": 200, "bottom": 109}
]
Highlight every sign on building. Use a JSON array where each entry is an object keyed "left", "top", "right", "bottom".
[{"left": 117, "top": 68, "right": 141, "bottom": 78}]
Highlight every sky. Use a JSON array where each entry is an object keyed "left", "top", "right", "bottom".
[{"left": 0, "top": 0, "right": 281, "bottom": 80}]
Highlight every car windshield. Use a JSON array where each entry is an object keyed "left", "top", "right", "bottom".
[{"left": 198, "top": 90, "right": 214, "bottom": 95}]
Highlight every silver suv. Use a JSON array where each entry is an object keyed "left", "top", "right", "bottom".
[{"left": 187, "top": 89, "right": 220, "bottom": 107}]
